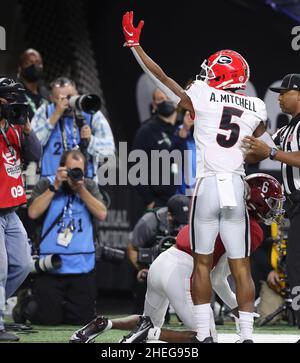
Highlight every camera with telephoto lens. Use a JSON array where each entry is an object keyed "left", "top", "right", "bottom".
[
  {"left": 96, "top": 244, "right": 125, "bottom": 264},
  {"left": 67, "top": 167, "right": 84, "bottom": 182},
  {"left": 1, "top": 103, "right": 28, "bottom": 125},
  {"left": 30, "top": 254, "right": 62, "bottom": 274},
  {"left": 68, "top": 94, "right": 101, "bottom": 114}
]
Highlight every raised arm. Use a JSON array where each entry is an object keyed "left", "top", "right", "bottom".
[{"left": 122, "top": 11, "right": 194, "bottom": 113}]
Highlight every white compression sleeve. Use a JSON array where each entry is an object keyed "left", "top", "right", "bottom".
[
  {"left": 257, "top": 132, "right": 277, "bottom": 148},
  {"left": 131, "top": 48, "right": 181, "bottom": 105},
  {"left": 210, "top": 253, "right": 238, "bottom": 310}
]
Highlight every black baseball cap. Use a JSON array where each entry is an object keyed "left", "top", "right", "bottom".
[
  {"left": 270, "top": 73, "right": 300, "bottom": 93},
  {"left": 167, "top": 194, "right": 190, "bottom": 225}
]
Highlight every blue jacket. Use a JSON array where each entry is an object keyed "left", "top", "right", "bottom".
[{"left": 39, "top": 176, "right": 95, "bottom": 274}]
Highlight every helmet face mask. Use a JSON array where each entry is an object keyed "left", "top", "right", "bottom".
[
  {"left": 199, "top": 50, "right": 250, "bottom": 90},
  {"left": 245, "top": 173, "right": 285, "bottom": 225},
  {"left": 199, "top": 59, "right": 216, "bottom": 81}
]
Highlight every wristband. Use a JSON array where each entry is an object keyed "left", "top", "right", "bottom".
[{"left": 48, "top": 184, "right": 58, "bottom": 193}]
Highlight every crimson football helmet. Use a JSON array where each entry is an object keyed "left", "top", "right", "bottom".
[
  {"left": 245, "top": 173, "right": 285, "bottom": 225},
  {"left": 199, "top": 49, "right": 250, "bottom": 90}
]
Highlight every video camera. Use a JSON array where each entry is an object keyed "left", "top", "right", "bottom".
[
  {"left": 0, "top": 103, "right": 28, "bottom": 125},
  {"left": 137, "top": 235, "right": 177, "bottom": 266}
]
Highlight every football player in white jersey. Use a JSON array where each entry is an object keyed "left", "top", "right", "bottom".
[{"left": 121, "top": 11, "right": 275, "bottom": 343}]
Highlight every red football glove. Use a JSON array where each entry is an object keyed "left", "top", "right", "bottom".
[{"left": 122, "top": 11, "right": 144, "bottom": 47}]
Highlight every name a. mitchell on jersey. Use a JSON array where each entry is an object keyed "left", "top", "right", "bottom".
[{"left": 209, "top": 92, "right": 257, "bottom": 112}]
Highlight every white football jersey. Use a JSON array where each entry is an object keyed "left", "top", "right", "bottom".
[{"left": 185, "top": 80, "right": 267, "bottom": 178}]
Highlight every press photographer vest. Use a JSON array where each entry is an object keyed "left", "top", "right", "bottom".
[
  {"left": 0, "top": 124, "right": 27, "bottom": 208},
  {"left": 39, "top": 176, "right": 95, "bottom": 274},
  {"left": 41, "top": 104, "right": 94, "bottom": 178}
]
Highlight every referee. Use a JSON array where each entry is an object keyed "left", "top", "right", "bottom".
[{"left": 243, "top": 73, "right": 300, "bottom": 341}]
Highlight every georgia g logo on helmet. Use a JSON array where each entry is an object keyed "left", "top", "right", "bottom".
[
  {"left": 199, "top": 49, "right": 250, "bottom": 90},
  {"left": 217, "top": 55, "right": 232, "bottom": 65}
]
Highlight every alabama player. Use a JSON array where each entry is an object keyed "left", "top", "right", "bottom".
[
  {"left": 69, "top": 174, "right": 285, "bottom": 343},
  {"left": 121, "top": 11, "right": 277, "bottom": 343}
]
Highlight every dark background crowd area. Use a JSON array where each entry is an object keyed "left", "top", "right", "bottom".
[{"left": 0, "top": 0, "right": 299, "bottom": 314}]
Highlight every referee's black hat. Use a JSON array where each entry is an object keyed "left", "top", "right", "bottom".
[{"left": 270, "top": 73, "right": 300, "bottom": 93}]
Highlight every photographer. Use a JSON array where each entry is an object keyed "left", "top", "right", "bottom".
[
  {"left": 0, "top": 78, "right": 42, "bottom": 341},
  {"left": 127, "top": 194, "right": 190, "bottom": 312},
  {"left": 23, "top": 150, "right": 107, "bottom": 325},
  {"left": 31, "top": 76, "right": 115, "bottom": 180}
]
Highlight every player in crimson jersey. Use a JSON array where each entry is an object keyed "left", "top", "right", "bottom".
[
  {"left": 0, "top": 78, "right": 41, "bottom": 341},
  {"left": 70, "top": 173, "right": 285, "bottom": 343}
]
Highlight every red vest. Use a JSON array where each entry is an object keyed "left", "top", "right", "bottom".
[{"left": 0, "top": 125, "right": 27, "bottom": 208}]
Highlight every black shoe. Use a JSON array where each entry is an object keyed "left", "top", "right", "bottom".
[
  {"left": 119, "top": 316, "right": 153, "bottom": 343},
  {"left": 242, "top": 339, "right": 254, "bottom": 343},
  {"left": 69, "top": 316, "right": 110, "bottom": 343},
  {"left": 191, "top": 336, "right": 214, "bottom": 343},
  {"left": 296, "top": 339, "right": 300, "bottom": 343},
  {"left": 4, "top": 323, "right": 32, "bottom": 332},
  {"left": 12, "top": 289, "right": 35, "bottom": 324},
  {"left": 0, "top": 330, "right": 20, "bottom": 342}
]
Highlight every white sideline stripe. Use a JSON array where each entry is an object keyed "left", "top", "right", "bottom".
[
  {"left": 149, "top": 334, "right": 299, "bottom": 343},
  {"left": 217, "top": 333, "right": 298, "bottom": 343}
]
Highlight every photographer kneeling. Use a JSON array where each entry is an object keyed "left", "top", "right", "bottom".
[
  {"left": 127, "top": 195, "right": 190, "bottom": 313},
  {"left": 25, "top": 150, "right": 107, "bottom": 325}
]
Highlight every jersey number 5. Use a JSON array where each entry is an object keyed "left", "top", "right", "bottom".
[{"left": 217, "top": 106, "right": 244, "bottom": 148}]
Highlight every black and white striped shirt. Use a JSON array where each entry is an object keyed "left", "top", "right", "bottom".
[{"left": 273, "top": 113, "right": 300, "bottom": 195}]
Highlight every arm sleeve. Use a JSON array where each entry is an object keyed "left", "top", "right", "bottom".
[
  {"left": 21, "top": 130, "right": 42, "bottom": 162},
  {"left": 31, "top": 103, "right": 55, "bottom": 146},
  {"left": 249, "top": 218, "right": 264, "bottom": 253},
  {"left": 87, "top": 111, "right": 115, "bottom": 158},
  {"left": 28, "top": 178, "right": 50, "bottom": 206},
  {"left": 131, "top": 48, "right": 181, "bottom": 105},
  {"left": 85, "top": 179, "right": 104, "bottom": 202}
]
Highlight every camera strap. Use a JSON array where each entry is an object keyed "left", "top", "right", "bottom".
[
  {"left": 59, "top": 116, "right": 78, "bottom": 151},
  {"left": 24, "top": 94, "right": 38, "bottom": 115},
  {"left": 0, "top": 125, "right": 21, "bottom": 165},
  {"left": 39, "top": 208, "right": 65, "bottom": 244},
  {"left": 58, "top": 195, "right": 75, "bottom": 232}
]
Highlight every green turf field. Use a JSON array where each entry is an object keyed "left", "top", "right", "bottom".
[{"left": 2, "top": 315, "right": 299, "bottom": 343}]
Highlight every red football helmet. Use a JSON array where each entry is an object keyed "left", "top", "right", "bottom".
[
  {"left": 245, "top": 173, "right": 285, "bottom": 225},
  {"left": 199, "top": 49, "right": 250, "bottom": 90}
]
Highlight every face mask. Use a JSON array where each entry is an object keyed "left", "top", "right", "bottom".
[
  {"left": 157, "top": 101, "right": 176, "bottom": 118},
  {"left": 21, "top": 64, "right": 43, "bottom": 83}
]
